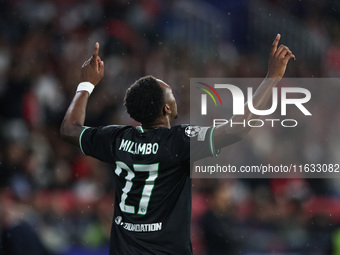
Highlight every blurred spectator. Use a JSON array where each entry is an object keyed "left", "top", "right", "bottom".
[
  {"left": 0, "top": 190, "right": 50, "bottom": 255},
  {"left": 200, "top": 180, "right": 245, "bottom": 255}
]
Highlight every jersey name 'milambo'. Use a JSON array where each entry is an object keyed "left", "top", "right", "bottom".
[{"left": 118, "top": 139, "right": 159, "bottom": 155}]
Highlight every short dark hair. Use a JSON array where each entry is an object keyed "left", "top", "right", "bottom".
[{"left": 124, "top": 76, "right": 165, "bottom": 124}]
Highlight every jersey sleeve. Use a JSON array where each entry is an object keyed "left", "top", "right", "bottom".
[
  {"left": 79, "top": 125, "right": 122, "bottom": 163},
  {"left": 188, "top": 126, "right": 220, "bottom": 162},
  {"left": 174, "top": 125, "right": 220, "bottom": 163}
]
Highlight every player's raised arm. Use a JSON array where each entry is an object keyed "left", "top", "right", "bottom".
[
  {"left": 60, "top": 42, "right": 104, "bottom": 146},
  {"left": 214, "top": 34, "right": 295, "bottom": 149}
]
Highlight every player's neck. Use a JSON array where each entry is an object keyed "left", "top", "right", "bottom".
[{"left": 142, "top": 117, "right": 171, "bottom": 131}]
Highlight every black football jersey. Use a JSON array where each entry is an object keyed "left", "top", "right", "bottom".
[{"left": 79, "top": 124, "right": 217, "bottom": 255}]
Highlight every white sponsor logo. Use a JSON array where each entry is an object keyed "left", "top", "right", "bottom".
[
  {"left": 115, "top": 216, "right": 123, "bottom": 225},
  {"left": 115, "top": 216, "right": 162, "bottom": 232}
]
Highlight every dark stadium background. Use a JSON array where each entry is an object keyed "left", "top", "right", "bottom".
[{"left": 0, "top": 0, "right": 340, "bottom": 254}]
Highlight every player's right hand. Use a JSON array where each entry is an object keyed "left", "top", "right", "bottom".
[
  {"left": 80, "top": 42, "right": 104, "bottom": 86},
  {"left": 266, "top": 34, "right": 295, "bottom": 79}
]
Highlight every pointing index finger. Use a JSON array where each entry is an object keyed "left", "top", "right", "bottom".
[
  {"left": 92, "top": 42, "right": 99, "bottom": 59},
  {"left": 271, "top": 34, "right": 281, "bottom": 56}
]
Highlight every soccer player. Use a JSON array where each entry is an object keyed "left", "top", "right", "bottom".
[{"left": 60, "top": 34, "right": 294, "bottom": 254}]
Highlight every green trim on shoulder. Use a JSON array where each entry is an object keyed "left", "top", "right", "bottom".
[
  {"left": 79, "top": 127, "right": 90, "bottom": 156},
  {"left": 137, "top": 126, "right": 144, "bottom": 133},
  {"left": 209, "top": 127, "right": 220, "bottom": 157}
]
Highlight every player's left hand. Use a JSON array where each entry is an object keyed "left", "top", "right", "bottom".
[
  {"left": 266, "top": 34, "right": 295, "bottom": 79},
  {"left": 80, "top": 42, "right": 104, "bottom": 86}
]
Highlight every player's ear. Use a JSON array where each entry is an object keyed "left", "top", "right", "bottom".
[{"left": 163, "top": 104, "right": 171, "bottom": 116}]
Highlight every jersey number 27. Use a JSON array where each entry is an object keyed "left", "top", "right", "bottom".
[{"left": 114, "top": 161, "right": 159, "bottom": 215}]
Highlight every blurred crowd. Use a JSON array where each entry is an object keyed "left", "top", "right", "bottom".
[{"left": 1, "top": 0, "right": 340, "bottom": 254}]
